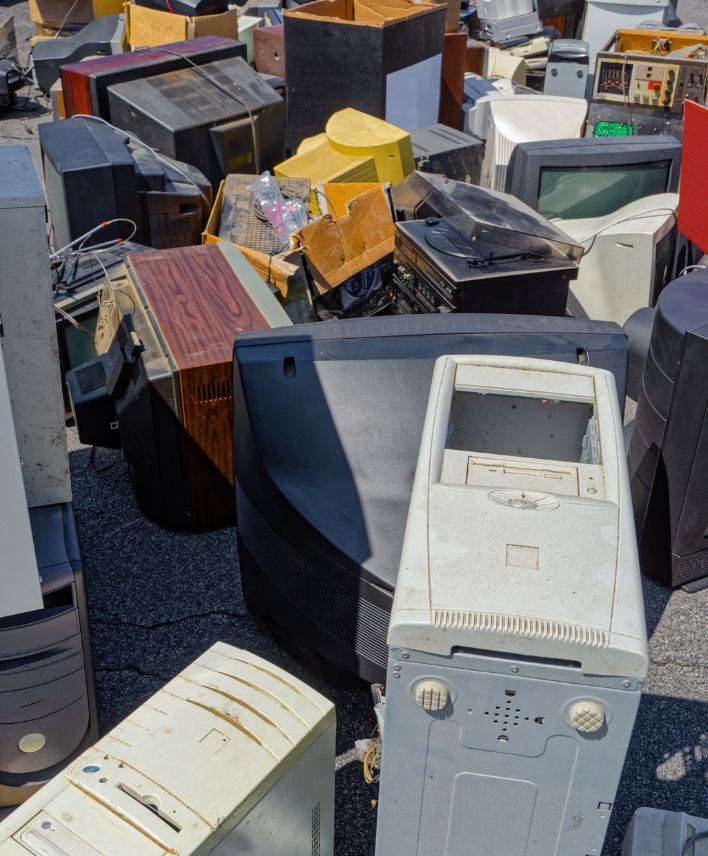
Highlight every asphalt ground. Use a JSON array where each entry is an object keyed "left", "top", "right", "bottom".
[{"left": 1, "top": 0, "right": 707, "bottom": 851}]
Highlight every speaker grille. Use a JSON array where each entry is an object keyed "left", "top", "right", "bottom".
[
  {"left": 237, "top": 489, "right": 389, "bottom": 671},
  {"left": 74, "top": 359, "right": 107, "bottom": 395},
  {"left": 675, "top": 550, "right": 708, "bottom": 586}
]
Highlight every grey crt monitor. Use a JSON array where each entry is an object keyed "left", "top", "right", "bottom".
[{"left": 505, "top": 135, "right": 682, "bottom": 220}]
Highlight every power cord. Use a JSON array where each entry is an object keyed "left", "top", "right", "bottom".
[
  {"left": 71, "top": 114, "right": 211, "bottom": 208},
  {"left": 148, "top": 46, "right": 261, "bottom": 174}
]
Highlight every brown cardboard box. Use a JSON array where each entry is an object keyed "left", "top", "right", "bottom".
[
  {"left": 295, "top": 186, "right": 394, "bottom": 292},
  {"left": 125, "top": 2, "right": 237, "bottom": 48},
  {"left": 29, "top": 0, "right": 123, "bottom": 27},
  {"left": 315, "top": 182, "right": 383, "bottom": 218},
  {"left": 202, "top": 180, "right": 302, "bottom": 300}
]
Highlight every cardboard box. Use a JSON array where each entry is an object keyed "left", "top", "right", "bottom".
[
  {"left": 203, "top": 179, "right": 303, "bottom": 301},
  {"left": 315, "top": 181, "right": 382, "bottom": 218},
  {"left": 283, "top": 0, "right": 446, "bottom": 150},
  {"left": 294, "top": 186, "right": 394, "bottom": 292},
  {"left": 125, "top": 2, "right": 237, "bottom": 48},
  {"left": 30, "top": 0, "right": 123, "bottom": 27}
]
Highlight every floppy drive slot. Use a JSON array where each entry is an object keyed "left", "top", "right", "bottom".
[{"left": 466, "top": 457, "right": 580, "bottom": 496}]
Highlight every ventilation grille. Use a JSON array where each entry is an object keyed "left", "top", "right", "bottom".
[
  {"left": 238, "top": 489, "right": 389, "bottom": 670},
  {"left": 311, "top": 802, "right": 321, "bottom": 856},
  {"left": 219, "top": 175, "right": 311, "bottom": 254},
  {"left": 477, "top": 688, "right": 546, "bottom": 744},
  {"left": 74, "top": 359, "right": 107, "bottom": 395},
  {"left": 675, "top": 551, "right": 708, "bottom": 585},
  {"left": 196, "top": 380, "right": 232, "bottom": 403},
  {"left": 147, "top": 211, "right": 199, "bottom": 250},
  {"left": 433, "top": 611, "right": 608, "bottom": 648}
]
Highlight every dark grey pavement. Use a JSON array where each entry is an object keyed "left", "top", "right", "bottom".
[{"left": 2, "top": 0, "right": 708, "bottom": 850}]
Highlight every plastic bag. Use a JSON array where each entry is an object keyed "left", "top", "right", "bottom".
[{"left": 248, "top": 172, "right": 308, "bottom": 244}]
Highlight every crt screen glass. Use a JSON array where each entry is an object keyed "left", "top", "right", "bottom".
[{"left": 537, "top": 160, "right": 671, "bottom": 220}]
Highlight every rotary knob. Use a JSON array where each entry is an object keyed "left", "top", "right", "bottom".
[
  {"left": 568, "top": 700, "right": 606, "bottom": 733},
  {"left": 413, "top": 680, "right": 449, "bottom": 712}
]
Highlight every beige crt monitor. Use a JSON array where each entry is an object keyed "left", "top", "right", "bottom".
[
  {"left": 0, "top": 643, "right": 336, "bottom": 856},
  {"left": 559, "top": 193, "right": 679, "bottom": 324}
]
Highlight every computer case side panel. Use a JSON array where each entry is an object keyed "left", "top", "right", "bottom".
[
  {"left": 0, "top": 504, "right": 98, "bottom": 812},
  {"left": 0, "top": 148, "right": 70, "bottom": 508}
]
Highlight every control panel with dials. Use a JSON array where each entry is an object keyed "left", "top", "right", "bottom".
[{"left": 593, "top": 52, "right": 708, "bottom": 115}]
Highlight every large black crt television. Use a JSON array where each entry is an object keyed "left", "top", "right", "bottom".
[
  {"left": 628, "top": 269, "right": 708, "bottom": 590},
  {"left": 106, "top": 56, "right": 285, "bottom": 186},
  {"left": 233, "top": 314, "right": 629, "bottom": 683}
]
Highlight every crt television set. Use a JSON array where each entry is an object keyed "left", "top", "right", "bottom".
[
  {"left": 106, "top": 56, "right": 285, "bottom": 186},
  {"left": 232, "top": 314, "right": 630, "bottom": 684},
  {"left": 505, "top": 135, "right": 682, "bottom": 220}
]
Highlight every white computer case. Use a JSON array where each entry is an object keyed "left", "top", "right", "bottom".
[
  {"left": 375, "top": 355, "right": 648, "bottom": 856},
  {"left": 0, "top": 147, "right": 69, "bottom": 508},
  {"left": 0, "top": 643, "right": 336, "bottom": 856},
  {"left": 0, "top": 340, "right": 42, "bottom": 618}
]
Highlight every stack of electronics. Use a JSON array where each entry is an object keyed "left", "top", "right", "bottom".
[
  {"left": 4, "top": 0, "right": 708, "bottom": 854},
  {"left": 390, "top": 171, "right": 582, "bottom": 316},
  {"left": 39, "top": 117, "right": 212, "bottom": 250}
]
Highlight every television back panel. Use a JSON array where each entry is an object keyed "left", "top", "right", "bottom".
[
  {"left": 106, "top": 57, "right": 285, "bottom": 185},
  {"left": 60, "top": 35, "right": 247, "bottom": 120},
  {"left": 0, "top": 643, "right": 334, "bottom": 855},
  {"left": 233, "top": 315, "right": 629, "bottom": 682},
  {"left": 411, "top": 123, "right": 484, "bottom": 184},
  {"left": 376, "top": 355, "right": 647, "bottom": 856},
  {"left": 32, "top": 13, "right": 125, "bottom": 94},
  {"left": 0, "top": 147, "right": 70, "bottom": 508},
  {"left": 39, "top": 118, "right": 140, "bottom": 248},
  {"left": 113, "top": 243, "right": 291, "bottom": 531}
]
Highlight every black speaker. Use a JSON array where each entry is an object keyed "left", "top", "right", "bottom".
[{"left": 628, "top": 269, "right": 708, "bottom": 589}]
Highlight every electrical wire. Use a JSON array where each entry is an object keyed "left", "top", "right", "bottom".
[
  {"left": 71, "top": 114, "right": 211, "bottom": 208},
  {"left": 362, "top": 743, "right": 380, "bottom": 784},
  {"left": 53, "top": 0, "right": 80, "bottom": 39},
  {"left": 566, "top": 207, "right": 678, "bottom": 254},
  {"left": 50, "top": 217, "right": 138, "bottom": 260},
  {"left": 147, "top": 46, "right": 261, "bottom": 174},
  {"left": 682, "top": 830, "right": 708, "bottom": 856},
  {"left": 680, "top": 264, "right": 707, "bottom": 276}
]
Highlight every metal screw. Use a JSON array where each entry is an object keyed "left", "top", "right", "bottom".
[
  {"left": 622, "top": 680, "right": 631, "bottom": 688},
  {"left": 393, "top": 665, "right": 401, "bottom": 672},
  {"left": 511, "top": 666, "right": 519, "bottom": 674},
  {"left": 393, "top": 674, "right": 400, "bottom": 679},
  {"left": 401, "top": 653, "right": 410, "bottom": 660}
]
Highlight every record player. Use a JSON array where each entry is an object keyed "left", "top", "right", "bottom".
[
  {"left": 392, "top": 172, "right": 581, "bottom": 316},
  {"left": 394, "top": 216, "right": 578, "bottom": 315}
]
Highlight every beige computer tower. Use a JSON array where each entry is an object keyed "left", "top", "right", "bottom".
[{"left": 0, "top": 643, "right": 336, "bottom": 856}]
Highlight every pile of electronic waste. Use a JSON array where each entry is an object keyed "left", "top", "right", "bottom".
[{"left": 1, "top": 0, "right": 708, "bottom": 853}]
